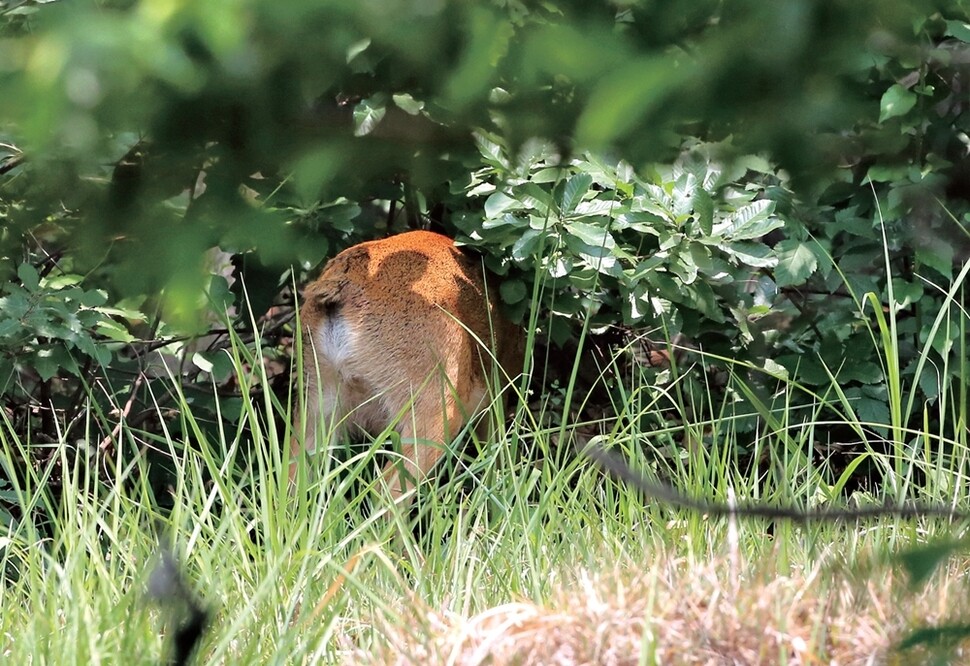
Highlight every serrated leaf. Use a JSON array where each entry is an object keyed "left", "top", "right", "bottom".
[
  {"left": 718, "top": 241, "right": 778, "bottom": 268},
  {"left": 92, "top": 343, "right": 112, "bottom": 366},
  {"left": 78, "top": 289, "right": 108, "bottom": 307},
  {"left": 616, "top": 210, "right": 664, "bottom": 233},
  {"left": 775, "top": 240, "right": 817, "bottom": 286},
  {"left": 853, "top": 394, "right": 890, "bottom": 431},
  {"left": 879, "top": 84, "right": 917, "bottom": 123},
  {"left": 840, "top": 359, "right": 883, "bottom": 384},
  {"left": 559, "top": 173, "right": 592, "bottom": 215},
  {"left": 693, "top": 189, "right": 714, "bottom": 236},
  {"left": 670, "top": 251, "right": 698, "bottom": 285},
  {"left": 573, "top": 199, "right": 619, "bottom": 217},
  {"left": 96, "top": 319, "right": 135, "bottom": 343},
  {"left": 712, "top": 200, "right": 781, "bottom": 240},
  {"left": 94, "top": 306, "right": 147, "bottom": 322}
]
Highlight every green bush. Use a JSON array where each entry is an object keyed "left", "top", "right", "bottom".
[{"left": 0, "top": 0, "right": 968, "bottom": 493}]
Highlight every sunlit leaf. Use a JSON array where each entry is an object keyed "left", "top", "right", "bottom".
[
  {"left": 559, "top": 173, "right": 591, "bottom": 215},
  {"left": 353, "top": 98, "right": 386, "bottom": 137},
  {"left": 775, "top": 240, "right": 817, "bottom": 286},
  {"left": 879, "top": 84, "right": 917, "bottom": 122}
]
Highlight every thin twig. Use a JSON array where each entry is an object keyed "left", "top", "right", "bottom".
[
  {"left": 99, "top": 373, "right": 146, "bottom": 453},
  {"left": 585, "top": 444, "right": 968, "bottom": 522}
]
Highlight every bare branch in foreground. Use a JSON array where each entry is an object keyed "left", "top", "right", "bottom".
[{"left": 585, "top": 445, "right": 968, "bottom": 522}]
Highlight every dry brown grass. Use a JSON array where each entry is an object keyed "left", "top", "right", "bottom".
[{"left": 347, "top": 552, "right": 970, "bottom": 665}]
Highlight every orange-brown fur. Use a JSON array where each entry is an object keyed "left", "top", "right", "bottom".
[{"left": 293, "top": 231, "right": 524, "bottom": 501}]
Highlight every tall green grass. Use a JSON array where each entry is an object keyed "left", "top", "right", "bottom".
[{"left": 1, "top": 262, "right": 968, "bottom": 662}]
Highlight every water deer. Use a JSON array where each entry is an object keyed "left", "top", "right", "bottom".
[{"left": 292, "top": 230, "right": 524, "bottom": 502}]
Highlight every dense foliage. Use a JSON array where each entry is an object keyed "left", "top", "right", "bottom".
[{"left": 1, "top": 0, "right": 969, "bottom": 496}]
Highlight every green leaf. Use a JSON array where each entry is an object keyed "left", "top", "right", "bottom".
[
  {"left": 774, "top": 240, "right": 817, "bottom": 286},
  {"left": 483, "top": 192, "right": 522, "bottom": 219},
  {"left": 563, "top": 233, "right": 617, "bottom": 274},
  {"left": 500, "top": 279, "right": 528, "bottom": 305},
  {"left": 573, "top": 199, "right": 619, "bottom": 217},
  {"left": 513, "top": 182, "right": 555, "bottom": 215},
  {"left": 670, "top": 247, "right": 699, "bottom": 285},
  {"left": 897, "top": 541, "right": 964, "bottom": 588},
  {"left": 945, "top": 20, "right": 970, "bottom": 43},
  {"left": 78, "top": 289, "right": 108, "bottom": 308},
  {"left": 210, "top": 352, "right": 236, "bottom": 383},
  {"left": 564, "top": 220, "right": 615, "bottom": 250},
  {"left": 865, "top": 164, "right": 908, "bottom": 183},
  {"left": 474, "top": 132, "right": 509, "bottom": 170},
  {"left": 482, "top": 213, "right": 526, "bottom": 230},
  {"left": 839, "top": 359, "right": 883, "bottom": 384},
  {"left": 17, "top": 264, "right": 39, "bottom": 291},
  {"left": 692, "top": 189, "right": 714, "bottom": 236},
  {"left": 761, "top": 358, "right": 789, "bottom": 380},
  {"left": 94, "top": 306, "right": 147, "bottom": 322},
  {"left": 718, "top": 241, "right": 777, "bottom": 268},
  {"left": 851, "top": 392, "right": 890, "bottom": 432},
  {"left": 878, "top": 84, "right": 917, "bottom": 122},
  {"left": 0, "top": 319, "right": 21, "bottom": 338},
  {"left": 96, "top": 319, "right": 135, "bottom": 343},
  {"left": 207, "top": 275, "right": 234, "bottom": 314},
  {"left": 916, "top": 244, "right": 954, "bottom": 280},
  {"left": 346, "top": 38, "right": 372, "bottom": 63},
  {"left": 192, "top": 352, "right": 214, "bottom": 373},
  {"left": 511, "top": 229, "right": 544, "bottom": 261},
  {"left": 898, "top": 625, "right": 970, "bottom": 653},
  {"left": 889, "top": 278, "right": 923, "bottom": 309},
  {"left": 559, "top": 173, "right": 592, "bottom": 215},
  {"left": 392, "top": 93, "right": 424, "bottom": 115},
  {"left": 711, "top": 200, "right": 781, "bottom": 240},
  {"left": 353, "top": 98, "right": 386, "bottom": 137},
  {"left": 5, "top": 5, "right": 39, "bottom": 16},
  {"left": 44, "top": 274, "right": 83, "bottom": 289},
  {"left": 32, "top": 346, "right": 78, "bottom": 381},
  {"left": 92, "top": 343, "right": 112, "bottom": 367}
]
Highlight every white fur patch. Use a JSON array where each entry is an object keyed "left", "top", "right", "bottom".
[{"left": 315, "top": 311, "right": 354, "bottom": 364}]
